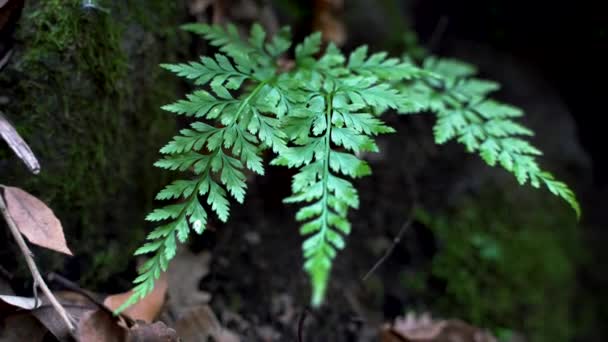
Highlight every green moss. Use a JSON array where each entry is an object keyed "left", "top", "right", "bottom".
[
  {"left": 0, "top": 0, "right": 186, "bottom": 289},
  {"left": 411, "top": 189, "right": 583, "bottom": 341}
]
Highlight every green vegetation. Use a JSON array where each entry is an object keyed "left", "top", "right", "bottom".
[
  {"left": 117, "top": 23, "right": 579, "bottom": 310},
  {"left": 0, "top": 0, "right": 183, "bottom": 287},
  {"left": 413, "top": 189, "right": 582, "bottom": 341}
]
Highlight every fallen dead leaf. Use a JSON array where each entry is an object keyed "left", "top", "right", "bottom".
[
  {"left": 1, "top": 292, "right": 94, "bottom": 341},
  {"left": 77, "top": 309, "right": 128, "bottom": 342},
  {"left": 1, "top": 286, "right": 182, "bottom": 342},
  {"left": 271, "top": 293, "right": 295, "bottom": 326},
  {"left": 0, "top": 312, "right": 48, "bottom": 342},
  {"left": 104, "top": 272, "right": 168, "bottom": 323},
  {"left": 31, "top": 304, "right": 92, "bottom": 341},
  {"left": 188, "top": 0, "right": 213, "bottom": 17},
  {"left": 0, "top": 294, "right": 40, "bottom": 312},
  {"left": 256, "top": 325, "right": 280, "bottom": 342},
  {"left": 1, "top": 186, "right": 71, "bottom": 255},
  {"left": 0, "top": 276, "right": 12, "bottom": 295},
  {"left": 128, "top": 321, "right": 179, "bottom": 342},
  {"left": 0, "top": 113, "right": 41, "bottom": 174},
  {"left": 175, "top": 305, "right": 239, "bottom": 342},
  {"left": 0, "top": 0, "right": 24, "bottom": 67},
  {"left": 381, "top": 312, "right": 498, "bottom": 342},
  {"left": 167, "top": 248, "right": 211, "bottom": 316},
  {"left": 313, "top": 0, "right": 346, "bottom": 46}
]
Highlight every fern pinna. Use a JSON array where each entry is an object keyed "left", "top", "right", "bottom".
[{"left": 118, "top": 24, "right": 579, "bottom": 311}]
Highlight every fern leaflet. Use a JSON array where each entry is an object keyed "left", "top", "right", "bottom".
[{"left": 116, "top": 24, "right": 291, "bottom": 312}]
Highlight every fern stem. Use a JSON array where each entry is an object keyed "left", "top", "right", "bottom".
[
  {"left": 232, "top": 81, "right": 267, "bottom": 125},
  {"left": 310, "top": 91, "right": 334, "bottom": 307},
  {"left": 320, "top": 92, "right": 333, "bottom": 236}
]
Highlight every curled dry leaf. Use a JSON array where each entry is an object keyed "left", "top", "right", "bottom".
[
  {"left": 128, "top": 321, "right": 179, "bottom": 342},
  {"left": 0, "top": 292, "right": 90, "bottom": 341},
  {"left": 77, "top": 309, "right": 128, "bottom": 342},
  {"left": 188, "top": 0, "right": 214, "bottom": 17},
  {"left": 381, "top": 312, "right": 498, "bottom": 342},
  {"left": 167, "top": 249, "right": 211, "bottom": 316},
  {"left": 0, "top": 312, "right": 48, "bottom": 341},
  {"left": 175, "top": 305, "right": 240, "bottom": 342},
  {"left": 0, "top": 289, "right": 183, "bottom": 342},
  {"left": 31, "top": 304, "right": 91, "bottom": 341},
  {"left": 313, "top": 0, "right": 346, "bottom": 46},
  {"left": 104, "top": 272, "right": 168, "bottom": 323},
  {"left": 0, "top": 186, "right": 71, "bottom": 255},
  {"left": 1, "top": 0, "right": 25, "bottom": 71},
  {"left": 0, "top": 113, "right": 41, "bottom": 174},
  {"left": 0, "top": 294, "right": 41, "bottom": 313},
  {"left": 0, "top": 0, "right": 24, "bottom": 29}
]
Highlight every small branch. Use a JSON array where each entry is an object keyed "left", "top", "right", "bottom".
[
  {"left": 361, "top": 215, "right": 414, "bottom": 281},
  {"left": 0, "top": 196, "right": 76, "bottom": 333},
  {"left": 297, "top": 306, "right": 311, "bottom": 342},
  {"left": 0, "top": 49, "right": 13, "bottom": 71},
  {"left": 362, "top": 171, "right": 418, "bottom": 282},
  {"left": 427, "top": 16, "right": 449, "bottom": 53}
]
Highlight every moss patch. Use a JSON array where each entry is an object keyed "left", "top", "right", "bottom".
[
  {"left": 411, "top": 188, "right": 584, "bottom": 341},
  {"left": 0, "top": 0, "right": 187, "bottom": 290}
]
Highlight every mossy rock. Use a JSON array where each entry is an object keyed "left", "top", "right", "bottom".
[
  {"left": 411, "top": 188, "right": 584, "bottom": 341},
  {"left": 0, "top": 0, "right": 189, "bottom": 291}
]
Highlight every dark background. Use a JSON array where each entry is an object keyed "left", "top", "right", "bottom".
[{"left": 412, "top": 0, "right": 607, "bottom": 186}]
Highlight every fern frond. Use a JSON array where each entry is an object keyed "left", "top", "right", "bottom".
[
  {"left": 181, "top": 23, "right": 291, "bottom": 68},
  {"left": 124, "top": 23, "right": 581, "bottom": 313},
  {"left": 414, "top": 57, "right": 580, "bottom": 216},
  {"left": 273, "top": 41, "right": 401, "bottom": 306},
  {"left": 348, "top": 45, "right": 428, "bottom": 81},
  {"left": 119, "top": 24, "right": 292, "bottom": 313}
]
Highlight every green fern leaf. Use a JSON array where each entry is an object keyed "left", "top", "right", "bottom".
[
  {"left": 416, "top": 57, "right": 580, "bottom": 216},
  {"left": 119, "top": 23, "right": 293, "bottom": 313}
]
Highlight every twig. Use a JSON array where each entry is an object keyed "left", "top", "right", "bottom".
[
  {"left": 0, "top": 49, "right": 13, "bottom": 71},
  {"left": 361, "top": 215, "right": 414, "bottom": 281},
  {"left": 362, "top": 170, "right": 418, "bottom": 282},
  {"left": 427, "top": 16, "right": 449, "bottom": 53},
  {"left": 0, "top": 112, "right": 41, "bottom": 174},
  {"left": 297, "top": 306, "right": 311, "bottom": 342},
  {"left": 0, "top": 195, "right": 76, "bottom": 333}
]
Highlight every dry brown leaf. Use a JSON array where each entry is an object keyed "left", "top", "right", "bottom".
[
  {"left": 0, "top": 276, "right": 12, "bottom": 295},
  {"left": 77, "top": 309, "right": 128, "bottom": 342},
  {"left": 32, "top": 304, "right": 92, "bottom": 341},
  {"left": 313, "top": 0, "right": 346, "bottom": 46},
  {"left": 188, "top": 0, "right": 214, "bottom": 17},
  {"left": 0, "top": 113, "right": 41, "bottom": 174},
  {"left": 167, "top": 249, "right": 211, "bottom": 315},
  {"left": 175, "top": 305, "right": 240, "bottom": 342},
  {"left": 0, "top": 294, "right": 40, "bottom": 312},
  {"left": 381, "top": 313, "right": 498, "bottom": 342},
  {"left": 0, "top": 312, "right": 48, "bottom": 342},
  {"left": 1, "top": 186, "right": 71, "bottom": 255},
  {"left": 128, "top": 321, "right": 179, "bottom": 342},
  {"left": 1, "top": 292, "right": 92, "bottom": 341},
  {"left": 0, "top": 0, "right": 24, "bottom": 61},
  {"left": 0, "top": 290, "right": 139, "bottom": 342},
  {"left": 104, "top": 272, "right": 168, "bottom": 323}
]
